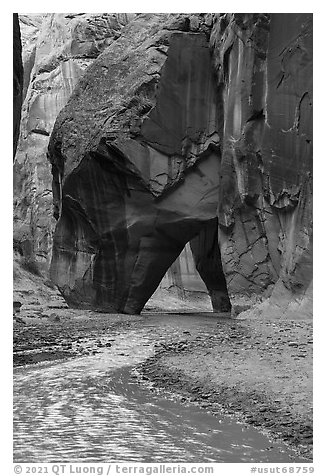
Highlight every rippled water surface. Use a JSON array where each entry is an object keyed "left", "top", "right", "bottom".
[{"left": 14, "top": 314, "right": 303, "bottom": 463}]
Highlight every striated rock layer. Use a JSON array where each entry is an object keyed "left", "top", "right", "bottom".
[
  {"left": 210, "top": 13, "right": 312, "bottom": 317},
  {"left": 13, "top": 13, "right": 23, "bottom": 158},
  {"left": 48, "top": 13, "right": 312, "bottom": 317},
  {"left": 13, "top": 13, "right": 134, "bottom": 265}
]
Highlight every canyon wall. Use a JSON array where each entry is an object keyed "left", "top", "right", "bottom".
[
  {"left": 13, "top": 13, "right": 211, "bottom": 311},
  {"left": 17, "top": 13, "right": 312, "bottom": 317},
  {"left": 48, "top": 13, "right": 312, "bottom": 316},
  {"left": 210, "top": 14, "right": 312, "bottom": 318},
  {"left": 13, "top": 13, "right": 134, "bottom": 265},
  {"left": 13, "top": 13, "right": 23, "bottom": 158}
]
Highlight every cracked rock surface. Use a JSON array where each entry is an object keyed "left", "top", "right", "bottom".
[
  {"left": 48, "top": 13, "right": 312, "bottom": 316},
  {"left": 13, "top": 13, "right": 23, "bottom": 158},
  {"left": 211, "top": 13, "right": 312, "bottom": 318}
]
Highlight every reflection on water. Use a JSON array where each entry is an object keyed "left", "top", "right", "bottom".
[{"left": 14, "top": 315, "right": 303, "bottom": 463}]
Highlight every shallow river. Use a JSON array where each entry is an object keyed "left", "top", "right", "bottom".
[{"left": 14, "top": 314, "right": 303, "bottom": 463}]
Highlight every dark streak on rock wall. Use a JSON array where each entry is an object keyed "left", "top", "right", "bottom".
[
  {"left": 190, "top": 220, "right": 231, "bottom": 312},
  {"left": 13, "top": 13, "right": 23, "bottom": 158},
  {"left": 13, "top": 13, "right": 134, "bottom": 266},
  {"left": 210, "top": 13, "right": 312, "bottom": 317},
  {"left": 47, "top": 13, "right": 312, "bottom": 318},
  {"left": 48, "top": 14, "right": 228, "bottom": 313}
]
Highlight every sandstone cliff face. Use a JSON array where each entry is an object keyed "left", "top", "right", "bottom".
[
  {"left": 48, "top": 13, "right": 230, "bottom": 313},
  {"left": 210, "top": 13, "right": 313, "bottom": 317},
  {"left": 47, "top": 13, "right": 312, "bottom": 317},
  {"left": 13, "top": 13, "right": 134, "bottom": 265},
  {"left": 13, "top": 13, "right": 23, "bottom": 158}
]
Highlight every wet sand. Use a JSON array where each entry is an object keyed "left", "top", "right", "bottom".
[
  {"left": 139, "top": 312, "right": 313, "bottom": 461},
  {"left": 13, "top": 309, "right": 312, "bottom": 461}
]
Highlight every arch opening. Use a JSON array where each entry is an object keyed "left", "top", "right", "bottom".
[{"left": 144, "top": 220, "right": 231, "bottom": 314}]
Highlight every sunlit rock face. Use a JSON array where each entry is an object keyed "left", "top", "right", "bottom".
[
  {"left": 13, "top": 13, "right": 23, "bottom": 158},
  {"left": 48, "top": 13, "right": 312, "bottom": 317},
  {"left": 13, "top": 13, "right": 134, "bottom": 265},
  {"left": 210, "top": 13, "right": 312, "bottom": 317}
]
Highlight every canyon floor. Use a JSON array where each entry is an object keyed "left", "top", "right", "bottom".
[
  {"left": 13, "top": 259, "right": 312, "bottom": 461},
  {"left": 138, "top": 312, "right": 313, "bottom": 461},
  {"left": 13, "top": 312, "right": 312, "bottom": 460}
]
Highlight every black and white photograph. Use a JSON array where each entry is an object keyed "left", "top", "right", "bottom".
[{"left": 11, "top": 6, "right": 314, "bottom": 472}]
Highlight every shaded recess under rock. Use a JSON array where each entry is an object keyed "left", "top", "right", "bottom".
[{"left": 17, "top": 13, "right": 312, "bottom": 317}]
